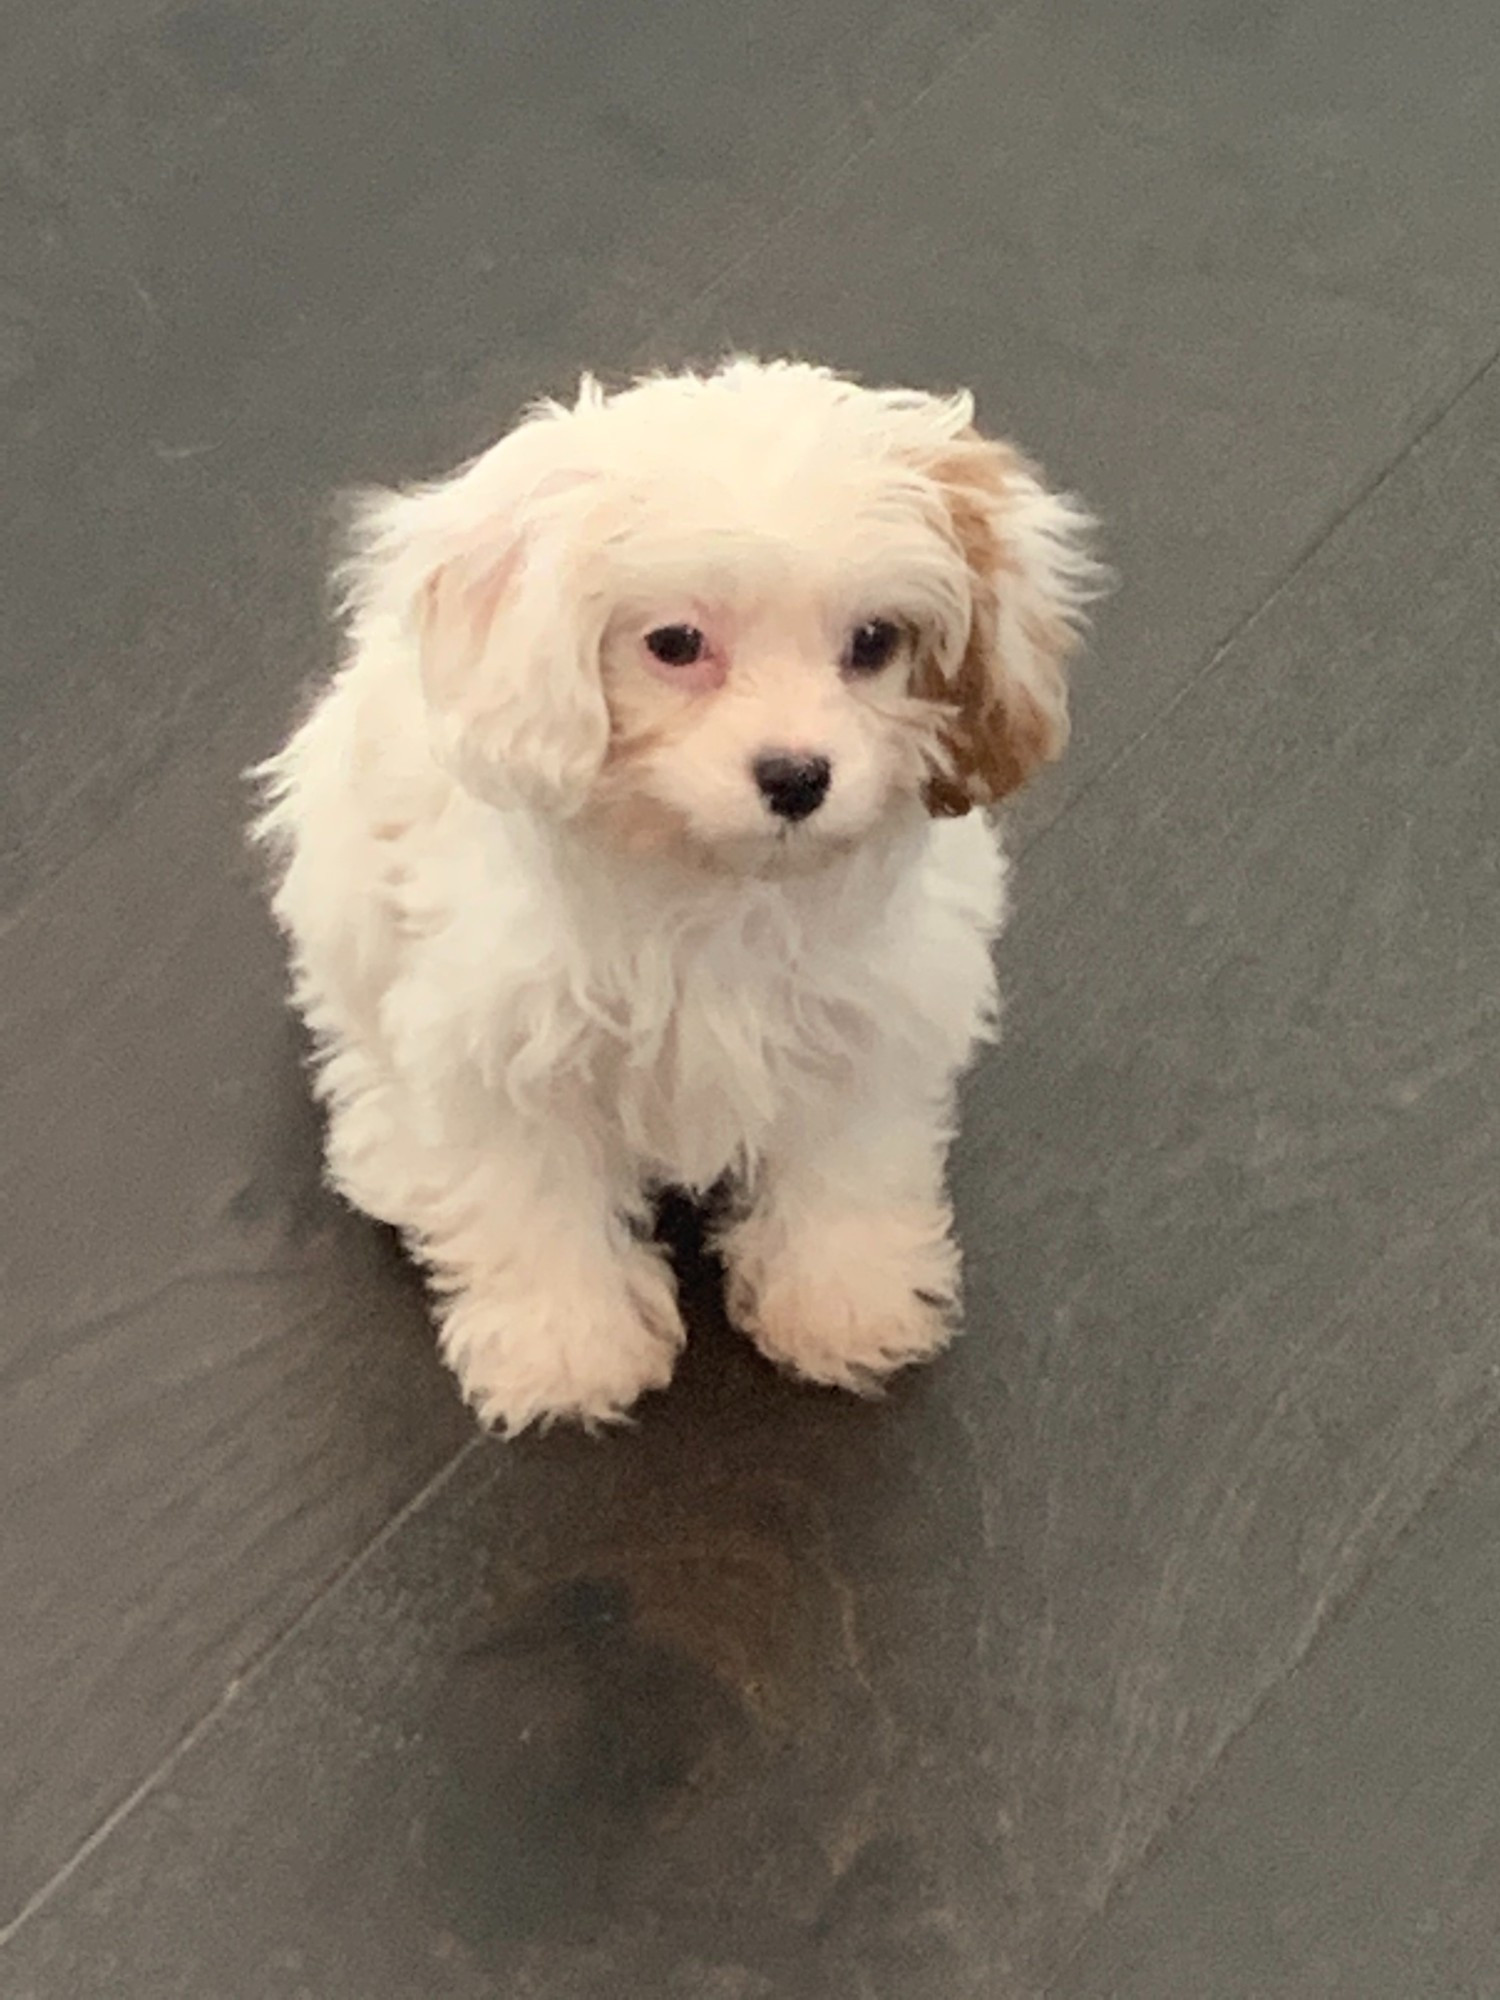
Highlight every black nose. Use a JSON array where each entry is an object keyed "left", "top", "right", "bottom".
[{"left": 752, "top": 752, "right": 832, "bottom": 822}]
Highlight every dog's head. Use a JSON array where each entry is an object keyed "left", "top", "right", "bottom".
[{"left": 345, "top": 360, "right": 1100, "bottom": 864}]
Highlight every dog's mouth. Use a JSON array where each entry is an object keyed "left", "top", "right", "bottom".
[
  {"left": 583, "top": 772, "right": 882, "bottom": 877},
  {"left": 745, "top": 815, "right": 873, "bottom": 876},
  {"left": 655, "top": 817, "right": 837, "bottom": 881}
]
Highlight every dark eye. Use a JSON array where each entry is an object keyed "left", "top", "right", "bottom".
[
  {"left": 645, "top": 624, "right": 706, "bottom": 667},
  {"left": 845, "top": 618, "right": 902, "bottom": 674}
]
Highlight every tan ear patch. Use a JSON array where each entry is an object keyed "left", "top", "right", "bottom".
[{"left": 916, "top": 434, "right": 1075, "bottom": 817}]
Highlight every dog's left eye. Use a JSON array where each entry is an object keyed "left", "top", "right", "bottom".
[
  {"left": 844, "top": 619, "right": 902, "bottom": 674},
  {"left": 645, "top": 624, "right": 706, "bottom": 667}
]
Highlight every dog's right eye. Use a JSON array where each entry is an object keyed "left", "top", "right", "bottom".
[{"left": 645, "top": 625, "right": 706, "bottom": 667}]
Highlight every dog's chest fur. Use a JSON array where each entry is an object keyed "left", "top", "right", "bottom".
[
  {"left": 502, "top": 854, "right": 892, "bottom": 1191},
  {"left": 397, "top": 804, "right": 1001, "bottom": 1196},
  {"left": 594, "top": 905, "right": 870, "bottom": 1189}
]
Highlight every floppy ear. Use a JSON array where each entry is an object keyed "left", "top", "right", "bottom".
[
  {"left": 913, "top": 430, "right": 1099, "bottom": 817},
  {"left": 343, "top": 422, "right": 609, "bottom": 815}
]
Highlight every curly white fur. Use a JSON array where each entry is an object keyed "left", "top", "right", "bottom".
[{"left": 253, "top": 359, "right": 1097, "bottom": 1432}]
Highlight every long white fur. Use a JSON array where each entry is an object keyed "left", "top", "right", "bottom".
[{"left": 253, "top": 359, "right": 1095, "bottom": 1432}]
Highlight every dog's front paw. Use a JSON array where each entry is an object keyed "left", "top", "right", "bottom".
[
  {"left": 437, "top": 1248, "right": 684, "bottom": 1434},
  {"left": 724, "top": 1205, "right": 960, "bottom": 1391}
]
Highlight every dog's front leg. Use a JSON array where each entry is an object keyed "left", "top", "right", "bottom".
[
  {"left": 404, "top": 1123, "right": 683, "bottom": 1434},
  {"left": 719, "top": 1086, "right": 961, "bottom": 1391}
]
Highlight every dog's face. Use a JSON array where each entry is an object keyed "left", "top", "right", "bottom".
[
  {"left": 587, "top": 467, "right": 972, "bottom": 861},
  {"left": 351, "top": 361, "right": 1097, "bottom": 866}
]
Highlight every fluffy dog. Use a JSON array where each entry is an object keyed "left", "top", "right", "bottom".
[{"left": 254, "top": 359, "right": 1097, "bottom": 1432}]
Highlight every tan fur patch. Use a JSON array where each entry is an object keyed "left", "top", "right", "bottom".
[{"left": 915, "top": 432, "right": 1074, "bottom": 817}]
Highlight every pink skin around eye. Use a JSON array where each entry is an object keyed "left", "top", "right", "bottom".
[{"left": 640, "top": 619, "right": 729, "bottom": 694}]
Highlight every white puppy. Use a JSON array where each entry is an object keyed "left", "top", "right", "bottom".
[{"left": 254, "top": 359, "right": 1097, "bottom": 1432}]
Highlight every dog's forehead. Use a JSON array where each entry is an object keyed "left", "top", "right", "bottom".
[
  {"left": 554, "top": 374, "right": 962, "bottom": 611},
  {"left": 587, "top": 434, "right": 937, "bottom": 571},
  {"left": 596, "top": 487, "right": 949, "bottom": 625}
]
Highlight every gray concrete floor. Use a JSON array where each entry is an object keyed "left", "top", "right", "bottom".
[{"left": 3, "top": 2, "right": 1498, "bottom": 1994}]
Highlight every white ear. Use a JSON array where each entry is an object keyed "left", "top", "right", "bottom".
[{"left": 343, "top": 420, "right": 609, "bottom": 815}]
